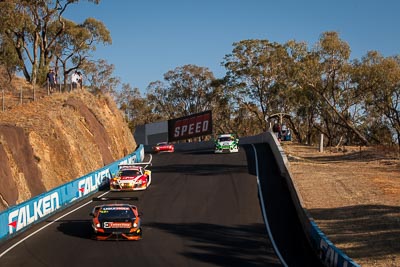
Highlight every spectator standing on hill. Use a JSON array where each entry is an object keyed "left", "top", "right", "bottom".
[
  {"left": 71, "top": 71, "right": 80, "bottom": 90},
  {"left": 272, "top": 121, "right": 282, "bottom": 141},
  {"left": 77, "top": 71, "right": 83, "bottom": 89},
  {"left": 46, "top": 69, "right": 57, "bottom": 93}
]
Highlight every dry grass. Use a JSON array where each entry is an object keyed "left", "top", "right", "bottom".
[{"left": 282, "top": 142, "right": 400, "bottom": 267}]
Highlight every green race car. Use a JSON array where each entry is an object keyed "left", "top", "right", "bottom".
[{"left": 214, "top": 134, "right": 239, "bottom": 153}]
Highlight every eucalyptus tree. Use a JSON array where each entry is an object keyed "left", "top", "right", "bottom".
[
  {"left": 222, "top": 39, "right": 290, "bottom": 132},
  {"left": 82, "top": 59, "right": 120, "bottom": 95},
  {"left": 115, "top": 83, "right": 160, "bottom": 132},
  {"left": 285, "top": 78, "right": 321, "bottom": 144},
  {"left": 352, "top": 51, "right": 400, "bottom": 145},
  {"left": 296, "top": 32, "right": 368, "bottom": 145},
  {"left": 0, "top": 0, "right": 105, "bottom": 86},
  {"left": 207, "top": 77, "right": 239, "bottom": 135},
  {"left": 55, "top": 17, "right": 111, "bottom": 88},
  {"left": 278, "top": 40, "right": 320, "bottom": 144},
  {"left": 146, "top": 64, "right": 216, "bottom": 119},
  {"left": 0, "top": 36, "right": 21, "bottom": 82},
  {"left": 146, "top": 80, "right": 176, "bottom": 120}
]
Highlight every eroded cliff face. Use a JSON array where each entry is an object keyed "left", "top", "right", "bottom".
[{"left": 0, "top": 90, "right": 136, "bottom": 211}]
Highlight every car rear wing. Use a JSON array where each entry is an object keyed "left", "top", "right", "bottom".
[
  {"left": 118, "top": 154, "right": 152, "bottom": 169},
  {"left": 90, "top": 197, "right": 140, "bottom": 216},
  {"left": 92, "top": 197, "right": 139, "bottom": 201}
]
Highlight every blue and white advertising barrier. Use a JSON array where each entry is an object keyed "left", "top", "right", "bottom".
[
  {"left": 0, "top": 145, "right": 145, "bottom": 242},
  {"left": 309, "top": 219, "right": 360, "bottom": 267}
]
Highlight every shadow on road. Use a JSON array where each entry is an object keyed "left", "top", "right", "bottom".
[
  {"left": 57, "top": 219, "right": 93, "bottom": 239},
  {"left": 147, "top": 221, "right": 282, "bottom": 267},
  {"left": 150, "top": 163, "right": 248, "bottom": 176}
]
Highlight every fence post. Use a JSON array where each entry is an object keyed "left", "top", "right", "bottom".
[
  {"left": 319, "top": 134, "right": 324, "bottom": 153},
  {"left": 33, "top": 84, "right": 35, "bottom": 101},
  {"left": 20, "top": 87, "right": 22, "bottom": 105},
  {"left": 2, "top": 89, "right": 4, "bottom": 112}
]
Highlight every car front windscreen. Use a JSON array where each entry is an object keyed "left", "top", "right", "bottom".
[
  {"left": 98, "top": 207, "right": 135, "bottom": 219},
  {"left": 157, "top": 142, "right": 168, "bottom": 146},
  {"left": 121, "top": 169, "right": 141, "bottom": 176}
]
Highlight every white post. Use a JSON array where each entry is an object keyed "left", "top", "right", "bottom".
[{"left": 319, "top": 134, "right": 324, "bottom": 152}]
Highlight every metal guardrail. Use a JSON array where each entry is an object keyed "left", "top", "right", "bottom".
[{"left": 1, "top": 83, "right": 82, "bottom": 112}]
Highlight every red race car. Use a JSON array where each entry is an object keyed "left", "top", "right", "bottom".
[
  {"left": 152, "top": 142, "right": 174, "bottom": 153},
  {"left": 90, "top": 202, "right": 142, "bottom": 241}
]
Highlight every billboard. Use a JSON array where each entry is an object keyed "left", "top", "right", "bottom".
[{"left": 168, "top": 110, "right": 212, "bottom": 141}]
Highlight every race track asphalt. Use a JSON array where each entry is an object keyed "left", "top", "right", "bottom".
[{"left": 0, "top": 144, "right": 323, "bottom": 267}]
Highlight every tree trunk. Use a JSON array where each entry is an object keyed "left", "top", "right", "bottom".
[{"left": 320, "top": 92, "right": 369, "bottom": 145}]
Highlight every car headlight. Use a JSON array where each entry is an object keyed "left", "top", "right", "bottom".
[
  {"left": 133, "top": 222, "right": 138, "bottom": 228},
  {"left": 95, "top": 223, "right": 100, "bottom": 228}
]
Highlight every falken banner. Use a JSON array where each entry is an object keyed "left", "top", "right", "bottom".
[
  {"left": 168, "top": 110, "right": 212, "bottom": 141},
  {"left": 0, "top": 145, "right": 144, "bottom": 242}
]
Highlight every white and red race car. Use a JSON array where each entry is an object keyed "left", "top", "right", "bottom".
[{"left": 110, "top": 156, "right": 152, "bottom": 191}]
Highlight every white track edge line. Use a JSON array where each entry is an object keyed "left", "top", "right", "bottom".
[{"left": 0, "top": 191, "right": 109, "bottom": 258}]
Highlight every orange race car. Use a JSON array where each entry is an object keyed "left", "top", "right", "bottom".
[{"left": 90, "top": 202, "right": 142, "bottom": 241}]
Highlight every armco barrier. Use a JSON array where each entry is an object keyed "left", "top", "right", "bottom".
[
  {"left": 240, "top": 132, "right": 360, "bottom": 267},
  {"left": 0, "top": 145, "right": 145, "bottom": 242}
]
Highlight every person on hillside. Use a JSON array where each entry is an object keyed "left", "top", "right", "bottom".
[
  {"left": 272, "top": 121, "right": 281, "bottom": 141},
  {"left": 46, "top": 69, "right": 57, "bottom": 93},
  {"left": 77, "top": 71, "right": 83, "bottom": 89},
  {"left": 71, "top": 71, "right": 80, "bottom": 90}
]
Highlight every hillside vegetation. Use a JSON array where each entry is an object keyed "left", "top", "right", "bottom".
[{"left": 0, "top": 89, "right": 136, "bottom": 211}]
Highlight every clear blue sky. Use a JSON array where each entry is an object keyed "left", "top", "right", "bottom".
[{"left": 66, "top": 0, "right": 400, "bottom": 93}]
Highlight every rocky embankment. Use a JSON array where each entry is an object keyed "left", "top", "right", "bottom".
[{"left": 0, "top": 90, "right": 136, "bottom": 211}]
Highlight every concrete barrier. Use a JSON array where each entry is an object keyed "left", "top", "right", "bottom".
[{"left": 245, "top": 132, "right": 360, "bottom": 267}]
